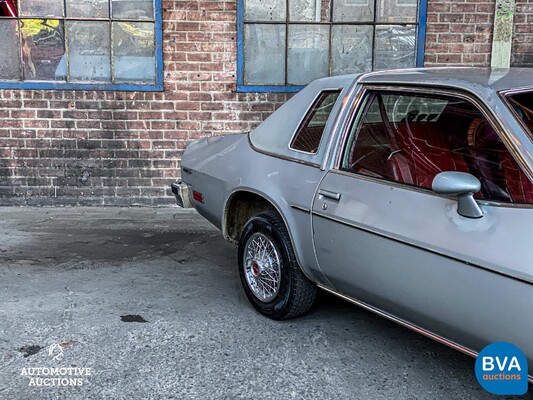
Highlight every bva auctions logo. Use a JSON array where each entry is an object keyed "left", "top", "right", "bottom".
[{"left": 475, "top": 342, "right": 528, "bottom": 395}]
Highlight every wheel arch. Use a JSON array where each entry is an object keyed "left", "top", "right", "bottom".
[{"left": 223, "top": 189, "right": 282, "bottom": 245}]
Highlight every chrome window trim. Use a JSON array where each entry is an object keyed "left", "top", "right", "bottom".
[
  {"left": 334, "top": 84, "right": 533, "bottom": 207},
  {"left": 247, "top": 133, "right": 321, "bottom": 168},
  {"left": 498, "top": 86, "right": 533, "bottom": 143},
  {"left": 288, "top": 88, "right": 343, "bottom": 156}
]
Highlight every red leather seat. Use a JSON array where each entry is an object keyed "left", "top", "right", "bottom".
[{"left": 392, "top": 122, "right": 469, "bottom": 188}]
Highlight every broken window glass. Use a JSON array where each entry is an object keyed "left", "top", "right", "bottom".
[{"left": 374, "top": 25, "right": 417, "bottom": 70}]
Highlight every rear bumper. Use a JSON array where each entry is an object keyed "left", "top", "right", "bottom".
[{"left": 171, "top": 182, "right": 194, "bottom": 208}]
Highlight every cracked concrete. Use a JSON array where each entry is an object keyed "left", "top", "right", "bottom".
[{"left": 0, "top": 207, "right": 529, "bottom": 399}]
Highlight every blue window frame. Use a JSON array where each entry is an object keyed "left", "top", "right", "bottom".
[
  {"left": 0, "top": 0, "right": 163, "bottom": 91},
  {"left": 237, "top": 0, "right": 427, "bottom": 93}
]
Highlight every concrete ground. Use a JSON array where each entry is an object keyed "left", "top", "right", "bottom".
[{"left": 0, "top": 207, "right": 529, "bottom": 400}]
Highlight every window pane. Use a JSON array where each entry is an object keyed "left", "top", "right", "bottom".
[
  {"left": 291, "top": 90, "right": 340, "bottom": 153},
  {"left": 288, "top": 25, "right": 328, "bottom": 85},
  {"left": 112, "top": 0, "right": 154, "bottom": 20},
  {"left": 376, "top": 0, "right": 418, "bottom": 23},
  {"left": 331, "top": 25, "right": 372, "bottom": 75},
  {"left": 0, "top": 19, "right": 21, "bottom": 80},
  {"left": 506, "top": 91, "right": 533, "bottom": 137},
  {"left": 345, "top": 92, "right": 532, "bottom": 203},
  {"left": 112, "top": 22, "right": 155, "bottom": 83},
  {"left": 66, "top": 0, "right": 109, "bottom": 18},
  {"left": 333, "top": 0, "right": 374, "bottom": 22},
  {"left": 21, "top": 19, "right": 65, "bottom": 81},
  {"left": 374, "top": 25, "right": 416, "bottom": 70},
  {"left": 290, "top": 0, "right": 318, "bottom": 22},
  {"left": 245, "top": 0, "right": 285, "bottom": 22},
  {"left": 20, "top": 0, "right": 64, "bottom": 17},
  {"left": 66, "top": 21, "right": 111, "bottom": 82},
  {"left": 244, "top": 24, "right": 285, "bottom": 85}
]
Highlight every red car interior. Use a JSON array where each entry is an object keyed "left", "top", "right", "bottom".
[
  {"left": 348, "top": 94, "right": 533, "bottom": 204},
  {"left": 1, "top": 0, "right": 17, "bottom": 17}
]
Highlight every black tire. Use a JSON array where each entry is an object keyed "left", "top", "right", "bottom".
[{"left": 238, "top": 211, "right": 317, "bottom": 320}]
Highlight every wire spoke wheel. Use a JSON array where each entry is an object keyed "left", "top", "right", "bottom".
[{"left": 243, "top": 232, "right": 281, "bottom": 302}]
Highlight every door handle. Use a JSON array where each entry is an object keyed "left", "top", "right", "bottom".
[{"left": 318, "top": 189, "right": 341, "bottom": 201}]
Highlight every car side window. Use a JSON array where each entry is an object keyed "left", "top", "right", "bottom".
[
  {"left": 342, "top": 91, "right": 533, "bottom": 204},
  {"left": 290, "top": 90, "right": 341, "bottom": 154}
]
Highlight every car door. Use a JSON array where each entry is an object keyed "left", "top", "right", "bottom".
[{"left": 311, "top": 88, "right": 533, "bottom": 355}]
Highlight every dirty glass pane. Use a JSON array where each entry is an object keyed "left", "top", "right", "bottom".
[
  {"left": 244, "top": 24, "right": 285, "bottom": 85},
  {"left": 19, "top": 0, "right": 64, "bottom": 17},
  {"left": 112, "top": 0, "right": 154, "bottom": 20},
  {"left": 374, "top": 25, "right": 416, "bottom": 70},
  {"left": 376, "top": 0, "right": 417, "bottom": 23},
  {"left": 112, "top": 22, "right": 155, "bottom": 83},
  {"left": 245, "top": 0, "right": 285, "bottom": 22},
  {"left": 288, "top": 25, "right": 328, "bottom": 85},
  {"left": 332, "top": 25, "right": 372, "bottom": 75},
  {"left": 66, "top": 21, "right": 111, "bottom": 82},
  {"left": 0, "top": 19, "right": 21, "bottom": 80},
  {"left": 333, "top": 0, "right": 374, "bottom": 22},
  {"left": 290, "top": 0, "right": 318, "bottom": 22},
  {"left": 66, "top": 0, "right": 109, "bottom": 18},
  {"left": 21, "top": 19, "right": 65, "bottom": 81}
]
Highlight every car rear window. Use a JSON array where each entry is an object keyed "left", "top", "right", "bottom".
[
  {"left": 505, "top": 91, "right": 533, "bottom": 138},
  {"left": 290, "top": 90, "right": 341, "bottom": 154}
]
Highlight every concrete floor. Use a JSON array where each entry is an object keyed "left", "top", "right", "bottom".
[{"left": 0, "top": 207, "right": 528, "bottom": 400}]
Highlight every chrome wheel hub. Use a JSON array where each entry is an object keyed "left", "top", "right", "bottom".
[{"left": 243, "top": 232, "right": 281, "bottom": 302}]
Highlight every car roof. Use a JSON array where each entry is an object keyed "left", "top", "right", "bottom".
[{"left": 357, "top": 67, "right": 533, "bottom": 93}]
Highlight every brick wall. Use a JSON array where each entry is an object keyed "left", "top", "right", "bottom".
[
  {"left": 424, "top": 1, "right": 495, "bottom": 66},
  {"left": 1, "top": 0, "right": 533, "bottom": 206},
  {"left": 0, "top": 0, "right": 290, "bottom": 206},
  {"left": 512, "top": 0, "right": 533, "bottom": 66}
]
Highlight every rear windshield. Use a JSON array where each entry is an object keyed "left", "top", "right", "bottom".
[{"left": 505, "top": 91, "right": 533, "bottom": 137}]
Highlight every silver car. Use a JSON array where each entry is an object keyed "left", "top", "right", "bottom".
[{"left": 171, "top": 68, "right": 533, "bottom": 380}]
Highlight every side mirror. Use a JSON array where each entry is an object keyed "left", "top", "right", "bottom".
[{"left": 432, "top": 171, "right": 483, "bottom": 219}]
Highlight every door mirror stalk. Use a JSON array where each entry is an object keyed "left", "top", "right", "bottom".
[{"left": 432, "top": 172, "right": 483, "bottom": 219}]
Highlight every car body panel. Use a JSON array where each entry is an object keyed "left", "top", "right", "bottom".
[
  {"left": 312, "top": 170, "right": 533, "bottom": 371},
  {"left": 177, "top": 67, "right": 533, "bottom": 379}
]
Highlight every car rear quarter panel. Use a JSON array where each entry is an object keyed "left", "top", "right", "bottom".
[{"left": 181, "top": 133, "right": 329, "bottom": 285}]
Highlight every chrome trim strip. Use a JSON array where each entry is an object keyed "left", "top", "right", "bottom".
[
  {"left": 312, "top": 210, "right": 533, "bottom": 286},
  {"left": 498, "top": 87, "right": 533, "bottom": 148},
  {"left": 322, "top": 77, "right": 365, "bottom": 171},
  {"left": 290, "top": 205, "right": 311, "bottom": 214},
  {"left": 247, "top": 134, "right": 321, "bottom": 168},
  {"left": 317, "top": 284, "right": 479, "bottom": 358},
  {"left": 329, "top": 169, "right": 533, "bottom": 209},
  {"left": 318, "top": 284, "right": 533, "bottom": 384}
]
